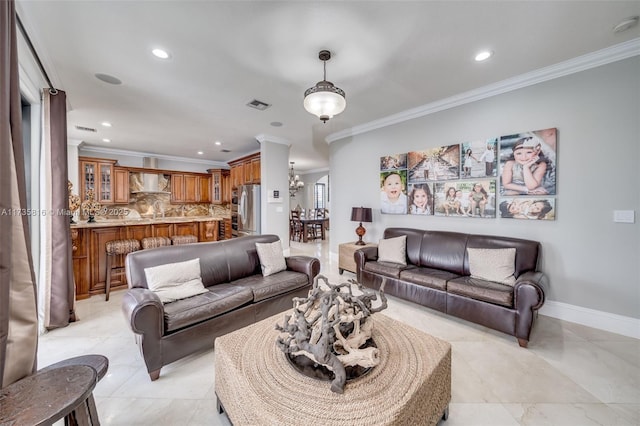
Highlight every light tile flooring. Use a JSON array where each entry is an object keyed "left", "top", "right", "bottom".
[{"left": 39, "top": 237, "right": 639, "bottom": 425}]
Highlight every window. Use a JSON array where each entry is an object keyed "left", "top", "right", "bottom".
[{"left": 314, "top": 183, "right": 325, "bottom": 209}]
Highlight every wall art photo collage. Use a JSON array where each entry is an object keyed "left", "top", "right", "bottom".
[{"left": 380, "top": 127, "right": 557, "bottom": 220}]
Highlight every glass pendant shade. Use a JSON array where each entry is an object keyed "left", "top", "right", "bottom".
[
  {"left": 303, "top": 50, "right": 346, "bottom": 123},
  {"left": 304, "top": 81, "right": 346, "bottom": 123}
]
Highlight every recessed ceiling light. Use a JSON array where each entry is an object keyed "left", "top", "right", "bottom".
[
  {"left": 102, "top": 138, "right": 111, "bottom": 143},
  {"left": 197, "top": 151, "right": 204, "bottom": 155},
  {"left": 474, "top": 50, "right": 494, "bottom": 62},
  {"left": 214, "top": 141, "right": 222, "bottom": 146},
  {"left": 152, "top": 48, "right": 170, "bottom": 59},
  {"left": 613, "top": 16, "right": 639, "bottom": 33},
  {"left": 101, "top": 121, "right": 112, "bottom": 127}
]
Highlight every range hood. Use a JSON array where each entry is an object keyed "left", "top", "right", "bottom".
[{"left": 130, "top": 158, "right": 171, "bottom": 194}]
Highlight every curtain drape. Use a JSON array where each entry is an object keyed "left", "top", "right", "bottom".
[
  {"left": 38, "top": 89, "right": 76, "bottom": 330},
  {"left": 0, "top": 0, "right": 39, "bottom": 388}
]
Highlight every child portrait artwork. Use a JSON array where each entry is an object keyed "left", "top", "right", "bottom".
[
  {"left": 380, "top": 153, "right": 407, "bottom": 171},
  {"left": 408, "top": 183, "right": 434, "bottom": 215},
  {"left": 499, "top": 197, "right": 556, "bottom": 220},
  {"left": 499, "top": 128, "right": 557, "bottom": 196},
  {"left": 408, "top": 144, "right": 460, "bottom": 182},
  {"left": 461, "top": 138, "right": 498, "bottom": 178},
  {"left": 380, "top": 171, "right": 408, "bottom": 214},
  {"left": 433, "top": 180, "right": 496, "bottom": 218}
]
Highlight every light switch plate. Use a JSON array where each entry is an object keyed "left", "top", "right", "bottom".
[{"left": 613, "top": 210, "right": 635, "bottom": 223}]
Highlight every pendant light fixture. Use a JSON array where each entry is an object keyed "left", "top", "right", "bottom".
[{"left": 303, "top": 50, "right": 346, "bottom": 123}]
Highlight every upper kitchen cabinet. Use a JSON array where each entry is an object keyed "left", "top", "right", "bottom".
[
  {"left": 171, "top": 172, "right": 211, "bottom": 203},
  {"left": 228, "top": 152, "right": 260, "bottom": 188},
  {"left": 208, "top": 169, "right": 230, "bottom": 204},
  {"left": 79, "top": 157, "right": 117, "bottom": 204},
  {"left": 113, "top": 167, "right": 130, "bottom": 204}
]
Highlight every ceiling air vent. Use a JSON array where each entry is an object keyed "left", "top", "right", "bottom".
[
  {"left": 221, "top": 149, "right": 231, "bottom": 153},
  {"left": 75, "top": 125, "right": 97, "bottom": 133},
  {"left": 246, "top": 99, "right": 271, "bottom": 111}
]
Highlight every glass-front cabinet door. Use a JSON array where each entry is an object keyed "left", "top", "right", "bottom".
[{"left": 79, "top": 157, "right": 116, "bottom": 204}]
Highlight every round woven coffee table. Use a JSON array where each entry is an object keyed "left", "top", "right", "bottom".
[{"left": 215, "top": 313, "right": 451, "bottom": 426}]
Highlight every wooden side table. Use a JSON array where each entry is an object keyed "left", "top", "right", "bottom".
[
  {"left": 339, "top": 241, "right": 377, "bottom": 274},
  {"left": 0, "top": 365, "right": 99, "bottom": 425}
]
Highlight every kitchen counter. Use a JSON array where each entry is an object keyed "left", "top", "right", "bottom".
[
  {"left": 69, "top": 215, "right": 232, "bottom": 300},
  {"left": 71, "top": 216, "right": 227, "bottom": 229}
]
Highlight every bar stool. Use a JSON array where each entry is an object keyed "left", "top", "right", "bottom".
[
  {"left": 171, "top": 235, "right": 198, "bottom": 245},
  {"left": 141, "top": 236, "right": 172, "bottom": 249},
  {"left": 105, "top": 239, "right": 140, "bottom": 301}
]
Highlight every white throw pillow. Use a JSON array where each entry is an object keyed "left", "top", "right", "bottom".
[
  {"left": 144, "top": 258, "right": 208, "bottom": 303},
  {"left": 467, "top": 248, "right": 517, "bottom": 286},
  {"left": 255, "top": 240, "right": 287, "bottom": 277},
  {"left": 377, "top": 235, "right": 407, "bottom": 266}
]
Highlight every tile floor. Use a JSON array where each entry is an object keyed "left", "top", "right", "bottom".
[{"left": 38, "top": 237, "right": 639, "bottom": 425}]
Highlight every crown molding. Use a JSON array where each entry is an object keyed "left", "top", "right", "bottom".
[
  {"left": 67, "top": 139, "right": 83, "bottom": 147},
  {"left": 327, "top": 38, "right": 640, "bottom": 144},
  {"left": 78, "top": 145, "right": 228, "bottom": 167},
  {"left": 255, "top": 133, "right": 291, "bottom": 146}
]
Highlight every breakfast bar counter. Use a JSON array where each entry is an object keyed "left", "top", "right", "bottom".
[{"left": 70, "top": 216, "right": 231, "bottom": 299}]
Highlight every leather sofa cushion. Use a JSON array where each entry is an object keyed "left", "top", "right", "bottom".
[
  {"left": 163, "top": 284, "right": 253, "bottom": 333},
  {"left": 234, "top": 270, "right": 309, "bottom": 302},
  {"left": 447, "top": 276, "right": 513, "bottom": 307},
  {"left": 364, "top": 261, "right": 413, "bottom": 279},
  {"left": 399, "top": 267, "right": 459, "bottom": 291}
]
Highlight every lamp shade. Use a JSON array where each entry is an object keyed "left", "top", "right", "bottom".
[
  {"left": 303, "top": 81, "right": 346, "bottom": 122},
  {"left": 351, "top": 207, "right": 372, "bottom": 223}
]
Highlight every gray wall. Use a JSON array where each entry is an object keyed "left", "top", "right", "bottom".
[
  {"left": 330, "top": 57, "right": 640, "bottom": 319},
  {"left": 260, "top": 140, "right": 291, "bottom": 248}
]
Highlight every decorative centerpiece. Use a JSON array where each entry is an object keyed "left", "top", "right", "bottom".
[
  {"left": 80, "top": 189, "right": 101, "bottom": 223},
  {"left": 276, "top": 275, "right": 387, "bottom": 394},
  {"left": 67, "top": 181, "right": 81, "bottom": 224}
]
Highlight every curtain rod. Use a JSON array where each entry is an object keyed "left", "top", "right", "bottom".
[{"left": 16, "top": 13, "right": 57, "bottom": 94}]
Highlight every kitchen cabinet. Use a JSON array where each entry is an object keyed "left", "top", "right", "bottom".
[
  {"left": 172, "top": 173, "right": 211, "bottom": 203},
  {"left": 199, "top": 175, "right": 211, "bottom": 203},
  {"left": 209, "top": 169, "right": 230, "bottom": 204},
  {"left": 71, "top": 228, "right": 90, "bottom": 300},
  {"left": 79, "top": 157, "right": 117, "bottom": 204},
  {"left": 199, "top": 220, "right": 219, "bottom": 242},
  {"left": 171, "top": 174, "right": 185, "bottom": 203},
  {"left": 126, "top": 224, "right": 152, "bottom": 241},
  {"left": 174, "top": 221, "right": 198, "bottom": 237},
  {"left": 153, "top": 223, "right": 174, "bottom": 238},
  {"left": 228, "top": 153, "right": 260, "bottom": 188},
  {"left": 89, "top": 227, "right": 124, "bottom": 296},
  {"left": 113, "top": 167, "right": 130, "bottom": 204}
]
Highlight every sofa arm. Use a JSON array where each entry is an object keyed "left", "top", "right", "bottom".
[
  {"left": 286, "top": 255, "right": 321, "bottom": 284},
  {"left": 354, "top": 246, "right": 378, "bottom": 282},
  {"left": 121, "top": 288, "right": 164, "bottom": 337},
  {"left": 514, "top": 271, "right": 547, "bottom": 310}
]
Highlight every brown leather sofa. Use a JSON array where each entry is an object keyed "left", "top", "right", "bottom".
[
  {"left": 122, "top": 234, "right": 320, "bottom": 380},
  {"left": 355, "top": 228, "right": 548, "bottom": 347}
]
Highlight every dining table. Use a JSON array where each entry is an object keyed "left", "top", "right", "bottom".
[{"left": 298, "top": 217, "right": 329, "bottom": 242}]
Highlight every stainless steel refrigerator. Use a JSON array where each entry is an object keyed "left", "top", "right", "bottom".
[{"left": 236, "top": 184, "right": 261, "bottom": 237}]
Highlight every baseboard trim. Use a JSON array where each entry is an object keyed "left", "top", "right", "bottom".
[{"left": 539, "top": 300, "right": 639, "bottom": 339}]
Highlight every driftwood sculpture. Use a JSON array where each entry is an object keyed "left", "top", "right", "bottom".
[{"left": 276, "top": 275, "right": 387, "bottom": 393}]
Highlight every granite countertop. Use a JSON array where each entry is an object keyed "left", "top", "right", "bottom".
[{"left": 71, "top": 216, "right": 227, "bottom": 228}]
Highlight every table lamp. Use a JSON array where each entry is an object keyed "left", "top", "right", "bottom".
[{"left": 351, "top": 207, "right": 373, "bottom": 245}]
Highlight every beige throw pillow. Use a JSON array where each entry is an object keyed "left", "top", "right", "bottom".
[
  {"left": 377, "top": 235, "right": 407, "bottom": 266},
  {"left": 467, "top": 248, "right": 517, "bottom": 286},
  {"left": 255, "top": 240, "right": 287, "bottom": 277},
  {"left": 144, "top": 258, "right": 208, "bottom": 303}
]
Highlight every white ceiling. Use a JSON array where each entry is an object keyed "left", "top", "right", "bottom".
[{"left": 16, "top": 1, "right": 640, "bottom": 172}]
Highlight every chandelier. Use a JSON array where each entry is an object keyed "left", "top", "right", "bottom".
[
  {"left": 289, "top": 162, "right": 304, "bottom": 196},
  {"left": 303, "top": 50, "right": 346, "bottom": 123}
]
